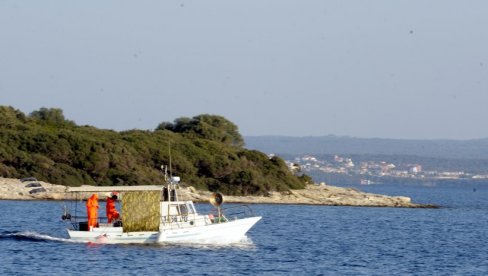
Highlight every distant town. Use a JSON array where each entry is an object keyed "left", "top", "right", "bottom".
[{"left": 282, "top": 154, "right": 488, "bottom": 185}]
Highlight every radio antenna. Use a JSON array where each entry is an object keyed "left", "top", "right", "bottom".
[{"left": 168, "top": 142, "right": 173, "bottom": 178}]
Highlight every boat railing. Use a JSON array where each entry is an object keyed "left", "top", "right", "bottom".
[
  {"left": 63, "top": 215, "right": 88, "bottom": 231},
  {"left": 63, "top": 203, "right": 258, "bottom": 231},
  {"left": 212, "top": 204, "right": 256, "bottom": 221},
  {"left": 158, "top": 204, "right": 256, "bottom": 229},
  {"left": 64, "top": 215, "right": 122, "bottom": 230},
  {"left": 159, "top": 214, "right": 226, "bottom": 230}
]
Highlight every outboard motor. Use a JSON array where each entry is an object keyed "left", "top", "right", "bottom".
[{"left": 61, "top": 206, "right": 71, "bottom": 220}]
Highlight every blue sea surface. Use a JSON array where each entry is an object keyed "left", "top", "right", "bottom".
[{"left": 1, "top": 185, "right": 488, "bottom": 275}]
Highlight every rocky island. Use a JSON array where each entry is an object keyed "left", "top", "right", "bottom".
[
  {"left": 0, "top": 107, "right": 436, "bottom": 208},
  {"left": 0, "top": 177, "right": 435, "bottom": 208}
]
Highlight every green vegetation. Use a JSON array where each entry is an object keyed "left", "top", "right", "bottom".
[{"left": 0, "top": 106, "right": 307, "bottom": 195}]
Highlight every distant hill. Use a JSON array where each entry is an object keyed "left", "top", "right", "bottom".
[
  {"left": 0, "top": 106, "right": 308, "bottom": 195},
  {"left": 245, "top": 135, "right": 488, "bottom": 159}
]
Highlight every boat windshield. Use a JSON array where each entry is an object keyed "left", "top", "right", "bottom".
[{"left": 186, "top": 203, "right": 196, "bottom": 214}]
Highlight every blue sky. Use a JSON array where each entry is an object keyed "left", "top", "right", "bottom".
[{"left": 1, "top": 1, "right": 487, "bottom": 139}]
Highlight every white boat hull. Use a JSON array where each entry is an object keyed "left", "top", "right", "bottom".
[
  {"left": 158, "top": 216, "right": 262, "bottom": 244},
  {"left": 68, "top": 228, "right": 158, "bottom": 244},
  {"left": 67, "top": 216, "right": 261, "bottom": 244}
]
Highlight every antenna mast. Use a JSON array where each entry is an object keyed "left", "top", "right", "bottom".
[{"left": 168, "top": 142, "right": 173, "bottom": 178}]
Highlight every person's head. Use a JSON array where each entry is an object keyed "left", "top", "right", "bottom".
[{"left": 109, "top": 191, "right": 119, "bottom": 200}]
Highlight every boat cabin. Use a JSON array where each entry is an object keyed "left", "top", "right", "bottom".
[{"left": 64, "top": 182, "right": 218, "bottom": 233}]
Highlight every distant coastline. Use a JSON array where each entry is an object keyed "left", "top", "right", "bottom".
[
  {"left": 287, "top": 154, "right": 488, "bottom": 187},
  {"left": 245, "top": 135, "right": 488, "bottom": 187}
]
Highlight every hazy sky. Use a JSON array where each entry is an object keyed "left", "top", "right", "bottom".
[{"left": 1, "top": 1, "right": 487, "bottom": 139}]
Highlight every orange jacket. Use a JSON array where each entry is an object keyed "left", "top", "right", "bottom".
[
  {"left": 106, "top": 197, "right": 119, "bottom": 223},
  {"left": 86, "top": 194, "right": 99, "bottom": 229}
]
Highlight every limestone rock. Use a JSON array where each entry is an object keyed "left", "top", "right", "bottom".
[{"left": 0, "top": 177, "right": 435, "bottom": 208}]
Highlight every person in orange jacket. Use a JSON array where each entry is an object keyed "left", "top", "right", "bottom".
[
  {"left": 86, "top": 194, "right": 99, "bottom": 231},
  {"left": 106, "top": 192, "right": 120, "bottom": 223}
]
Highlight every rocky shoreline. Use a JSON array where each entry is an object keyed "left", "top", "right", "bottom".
[{"left": 0, "top": 177, "right": 436, "bottom": 208}]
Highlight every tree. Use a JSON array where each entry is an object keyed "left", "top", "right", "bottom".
[
  {"left": 0, "top": 106, "right": 28, "bottom": 128},
  {"left": 29, "top": 107, "right": 74, "bottom": 126},
  {"left": 156, "top": 114, "right": 244, "bottom": 147}
]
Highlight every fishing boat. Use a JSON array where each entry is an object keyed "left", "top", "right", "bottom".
[{"left": 61, "top": 167, "right": 261, "bottom": 244}]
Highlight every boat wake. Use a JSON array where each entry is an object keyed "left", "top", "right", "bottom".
[
  {"left": 0, "top": 231, "right": 86, "bottom": 244},
  {"left": 0, "top": 230, "right": 255, "bottom": 249}
]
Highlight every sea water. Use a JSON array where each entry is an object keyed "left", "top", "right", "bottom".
[{"left": 1, "top": 185, "right": 488, "bottom": 275}]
